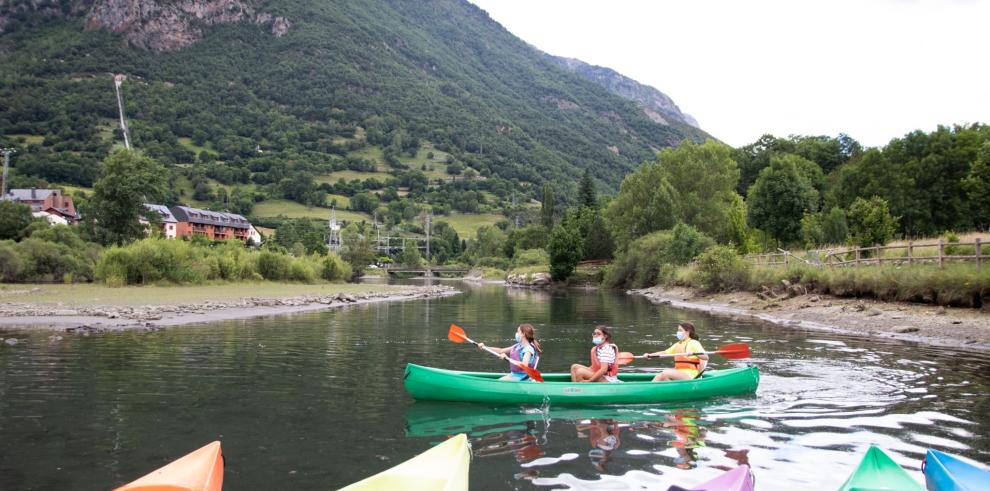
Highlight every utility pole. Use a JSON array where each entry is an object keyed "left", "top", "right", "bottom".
[
  {"left": 0, "top": 148, "right": 14, "bottom": 199},
  {"left": 113, "top": 74, "right": 131, "bottom": 149},
  {"left": 425, "top": 213, "right": 431, "bottom": 263}
]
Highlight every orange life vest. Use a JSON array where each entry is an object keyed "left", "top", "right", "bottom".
[
  {"left": 672, "top": 340, "right": 702, "bottom": 371},
  {"left": 590, "top": 345, "right": 618, "bottom": 377}
]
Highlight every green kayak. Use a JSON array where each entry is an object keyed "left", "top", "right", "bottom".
[
  {"left": 403, "top": 363, "right": 759, "bottom": 405},
  {"left": 838, "top": 446, "right": 924, "bottom": 491}
]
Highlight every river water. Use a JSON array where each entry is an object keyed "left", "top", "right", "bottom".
[{"left": 1, "top": 281, "right": 988, "bottom": 490}]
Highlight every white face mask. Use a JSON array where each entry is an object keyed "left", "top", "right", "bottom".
[
  {"left": 515, "top": 333, "right": 522, "bottom": 343},
  {"left": 676, "top": 331, "right": 686, "bottom": 341},
  {"left": 592, "top": 336, "right": 604, "bottom": 345}
]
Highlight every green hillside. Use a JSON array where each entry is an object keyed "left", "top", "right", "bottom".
[{"left": 0, "top": 0, "right": 708, "bottom": 208}]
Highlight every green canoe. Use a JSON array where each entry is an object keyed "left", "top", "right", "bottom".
[
  {"left": 838, "top": 446, "right": 924, "bottom": 491},
  {"left": 403, "top": 363, "right": 760, "bottom": 405}
]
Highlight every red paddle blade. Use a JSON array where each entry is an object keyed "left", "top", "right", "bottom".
[
  {"left": 448, "top": 324, "right": 468, "bottom": 343},
  {"left": 616, "top": 352, "right": 636, "bottom": 365},
  {"left": 522, "top": 364, "right": 544, "bottom": 383},
  {"left": 716, "top": 343, "right": 750, "bottom": 359}
]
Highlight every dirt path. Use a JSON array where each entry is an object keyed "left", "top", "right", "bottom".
[{"left": 631, "top": 285, "right": 990, "bottom": 350}]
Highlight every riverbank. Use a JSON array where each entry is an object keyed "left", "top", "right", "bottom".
[
  {"left": 0, "top": 283, "right": 458, "bottom": 332},
  {"left": 631, "top": 285, "right": 990, "bottom": 350}
]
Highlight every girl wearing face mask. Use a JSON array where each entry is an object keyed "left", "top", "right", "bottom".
[
  {"left": 644, "top": 322, "right": 708, "bottom": 381},
  {"left": 570, "top": 325, "right": 621, "bottom": 383},
  {"left": 478, "top": 323, "right": 542, "bottom": 381}
]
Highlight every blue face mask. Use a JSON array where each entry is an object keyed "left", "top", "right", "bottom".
[
  {"left": 592, "top": 336, "right": 604, "bottom": 345},
  {"left": 676, "top": 331, "right": 686, "bottom": 341},
  {"left": 515, "top": 333, "right": 522, "bottom": 343}
]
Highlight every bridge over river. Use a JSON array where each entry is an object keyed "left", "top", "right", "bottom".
[{"left": 382, "top": 266, "right": 470, "bottom": 277}]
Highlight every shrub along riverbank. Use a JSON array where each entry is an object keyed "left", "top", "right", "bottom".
[
  {"left": 663, "top": 252, "right": 990, "bottom": 308},
  {"left": 97, "top": 239, "right": 351, "bottom": 286}
]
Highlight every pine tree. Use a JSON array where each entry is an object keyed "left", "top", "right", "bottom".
[
  {"left": 580, "top": 169, "right": 597, "bottom": 209},
  {"left": 541, "top": 183, "right": 555, "bottom": 228}
]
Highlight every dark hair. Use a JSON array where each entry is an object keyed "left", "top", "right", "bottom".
[
  {"left": 678, "top": 322, "right": 698, "bottom": 340},
  {"left": 518, "top": 323, "right": 542, "bottom": 353},
  {"left": 593, "top": 325, "right": 613, "bottom": 342}
]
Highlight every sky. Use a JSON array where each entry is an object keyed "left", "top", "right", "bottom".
[{"left": 468, "top": 0, "right": 990, "bottom": 148}]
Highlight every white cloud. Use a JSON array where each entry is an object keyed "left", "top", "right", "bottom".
[{"left": 469, "top": 0, "right": 990, "bottom": 147}]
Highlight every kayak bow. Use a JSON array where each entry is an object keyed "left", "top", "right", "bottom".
[
  {"left": 838, "top": 446, "right": 924, "bottom": 491},
  {"left": 114, "top": 441, "right": 223, "bottom": 491},
  {"left": 923, "top": 449, "right": 990, "bottom": 491},
  {"left": 339, "top": 434, "right": 470, "bottom": 491}
]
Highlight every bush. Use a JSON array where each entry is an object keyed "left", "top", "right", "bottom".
[
  {"left": 321, "top": 254, "right": 351, "bottom": 281},
  {"left": 693, "top": 245, "right": 750, "bottom": 291},
  {"left": 847, "top": 196, "right": 897, "bottom": 248},
  {"left": 257, "top": 250, "right": 292, "bottom": 281},
  {"left": 0, "top": 241, "right": 23, "bottom": 282},
  {"left": 604, "top": 224, "right": 713, "bottom": 289},
  {"left": 511, "top": 248, "right": 549, "bottom": 269}
]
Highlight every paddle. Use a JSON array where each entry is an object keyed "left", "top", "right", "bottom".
[
  {"left": 616, "top": 343, "right": 750, "bottom": 365},
  {"left": 447, "top": 324, "right": 545, "bottom": 382}
]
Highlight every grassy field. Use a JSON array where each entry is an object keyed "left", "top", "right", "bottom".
[
  {"left": 0, "top": 283, "right": 405, "bottom": 306},
  {"left": 252, "top": 199, "right": 370, "bottom": 222},
  {"left": 325, "top": 194, "right": 351, "bottom": 208},
  {"left": 436, "top": 213, "right": 504, "bottom": 237},
  {"left": 177, "top": 137, "right": 219, "bottom": 157},
  {"left": 315, "top": 170, "right": 393, "bottom": 183},
  {"left": 7, "top": 134, "right": 45, "bottom": 144}
]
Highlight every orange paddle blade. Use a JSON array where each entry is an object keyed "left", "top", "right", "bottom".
[
  {"left": 448, "top": 324, "right": 468, "bottom": 343},
  {"left": 521, "top": 364, "right": 544, "bottom": 383},
  {"left": 716, "top": 343, "right": 750, "bottom": 359},
  {"left": 617, "top": 352, "right": 637, "bottom": 365}
]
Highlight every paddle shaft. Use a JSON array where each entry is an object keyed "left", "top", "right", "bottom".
[{"left": 460, "top": 333, "right": 531, "bottom": 369}]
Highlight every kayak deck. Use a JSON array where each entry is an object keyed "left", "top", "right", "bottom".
[
  {"left": 339, "top": 434, "right": 470, "bottom": 491},
  {"left": 114, "top": 441, "right": 223, "bottom": 491}
]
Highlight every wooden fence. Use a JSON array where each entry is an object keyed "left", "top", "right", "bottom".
[{"left": 747, "top": 239, "right": 986, "bottom": 270}]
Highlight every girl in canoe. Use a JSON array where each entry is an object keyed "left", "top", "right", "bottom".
[
  {"left": 478, "top": 323, "right": 542, "bottom": 381},
  {"left": 643, "top": 321, "right": 708, "bottom": 381},
  {"left": 570, "top": 325, "right": 621, "bottom": 383}
]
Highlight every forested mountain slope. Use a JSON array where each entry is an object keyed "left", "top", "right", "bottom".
[{"left": 0, "top": 0, "right": 709, "bottom": 201}]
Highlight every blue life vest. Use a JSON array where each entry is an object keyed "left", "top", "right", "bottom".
[{"left": 509, "top": 343, "right": 538, "bottom": 373}]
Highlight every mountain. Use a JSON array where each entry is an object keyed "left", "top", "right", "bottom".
[
  {"left": 546, "top": 55, "right": 700, "bottom": 129},
  {"left": 0, "top": 0, "right": 711, "bottom": 204}
]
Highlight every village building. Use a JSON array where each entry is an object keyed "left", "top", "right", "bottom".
[
  {"left": 2, "top": 188, "right": 79, "bottom": 224},
  {"left": 141, "top": 204, "right": 178, "bottom": 239},
  {"left": 169, "top": 205, "right": 260, "bottom": 244}
]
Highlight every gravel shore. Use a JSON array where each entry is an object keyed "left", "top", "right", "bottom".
[
  {"left": 0, "top": 284, "right": 458, "bottom": 333},
  {"left": 631, "top": 285, "right": 990, "bottom": 350}
]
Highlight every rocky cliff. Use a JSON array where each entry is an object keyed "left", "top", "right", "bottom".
[
  {"left": 0, "top": 0, "right": 288, "bottom": 51},
  {"left": 546, "top": 54, "right": 700, "bottom": 129}
]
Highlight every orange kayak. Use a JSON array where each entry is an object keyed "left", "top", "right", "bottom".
[{"left": 114, "top": 441, "right": 223, "bottom": 491}]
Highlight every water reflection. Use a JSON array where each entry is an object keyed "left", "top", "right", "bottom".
[{"left": 2, "top": 281, "right": 990, "bottom": 490}]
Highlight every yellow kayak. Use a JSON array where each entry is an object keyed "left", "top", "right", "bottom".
[
  {"left": 339, "top": 434, "right": 470, "bottom": 491},
  {"left": 114, "top": 441, "right": 223, "bottom": 491}
]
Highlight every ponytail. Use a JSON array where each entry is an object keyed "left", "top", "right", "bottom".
[
  {"left": 679, "top": 322, "right": 698, "bottom": 340},
  {"left": 519, "top": 323, "right": 542, "bottom": 353}
]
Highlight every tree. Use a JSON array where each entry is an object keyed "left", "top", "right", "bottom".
[
  {"left": 963, "top": 141, "right": 990, "bottom": 230},
  {"left": 0, "top": 201, "right": 33, "bottom": 240},
  {"left": 579, "top": 169, "right": 597, "bottom": 209},
  {"left": 90, "top": 149, "right": 168, "bottom": 245},
  {"left": 582, "top": 213, "right": 615, "bottom": 260},
  {"left": 471, "top": 225, "right": 507, "bottom": 259},
  {"left": 399, "top": 243, "right": 424, "bottom": 267},
  {"left": 548, "top": 224, "right": 583, "bottom": 281},
  {"left": 657, "top": 139, "right": 742, "bottom": 242},
  {"left": 341, "top": 230, "right": 375, "bottom": 279},
  {"left": 746, "top": 154, "right": 819, "bottom": 247},
  {"left": 541, "top": 183, "right": 555, "bottom": 228},
  {"left": 847, "top": 196, "right": 897, "bottom": 248},
  {"left": 605, "top": 162, "right": 680, "bottom": 250}
]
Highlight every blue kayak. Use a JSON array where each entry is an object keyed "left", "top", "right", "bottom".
[{"left": 923, "top": 449, "right": 990, "bottom": 491}]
